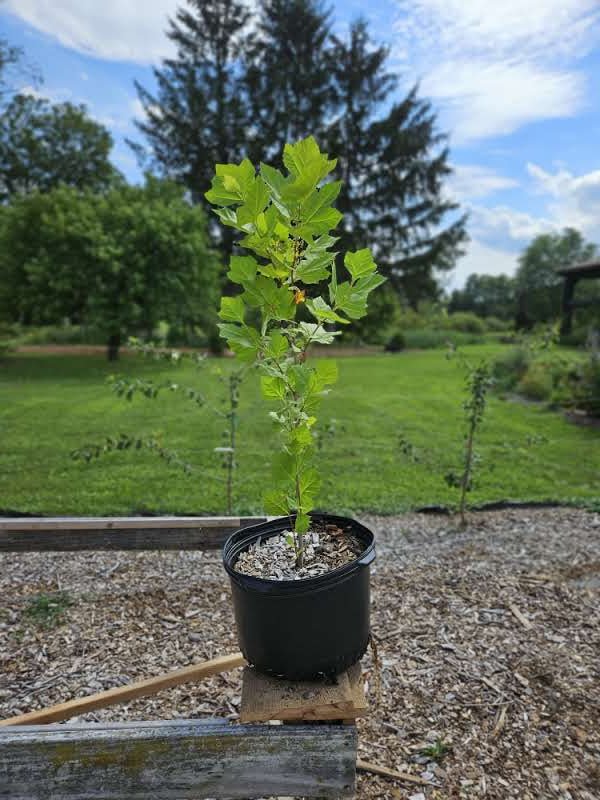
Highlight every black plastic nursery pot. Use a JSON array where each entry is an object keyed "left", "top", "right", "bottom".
[{"left": 222, "top": 513, "right": 375, "bottom": 680}]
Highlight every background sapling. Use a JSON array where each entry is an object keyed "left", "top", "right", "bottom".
[
  {"left": 445, "top": 349, "right": 493, "bottom": 526},
  {"left": 72, "top": 339, "right": 247, "bottom": 515},
  {"left": 205, "top": 136, "right": 385, "bottom": 566}
]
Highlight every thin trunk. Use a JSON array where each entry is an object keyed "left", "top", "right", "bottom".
[{"left": 107, "top": 332, "right": 121, "bottom": 361}]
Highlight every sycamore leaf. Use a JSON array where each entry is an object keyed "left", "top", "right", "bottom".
[
  {"left": 217, "top": 323, "right": 261, "bottom": 362},
  {"left": 344, "top": 248, "right": 377, "bottom": 281},
  {"left": 298, "top": 322, "right": 341, "bottom": 345},
  {"left": 295, "top": 242, "right": 335, "bottom": 284},
  {"left": 263, "top": 489, "right": 291, "bottom": 516},
  {"left": 332, "top": 282, "right": 367, "bottom": 319},
  {"left": 295, "top": 511, "right": 310, "bottom": 534},
  {"left": 264, "top": 331, "right": 289, "bottom": 359},
  {"left": 237, "top": 177, "right": 270, "bottom": 227},
  {"left": 218, "top": 295, "right": 246, "bottom": 323},
  {"left": 300, "top": 181, "right": 342, "bottom": 224},
  {"left": 260, "top": 375, "right": 287, "bottom": 400},
  {"left": 294, "top": 207, "right": 343, "bottom": 240},
  {"left": 243, "top": 277, "right": 295, "bottom": 321},
  {"left": 307, "top": 296, "right": 349, "bottom": 324},
  {"left": 283, "top": 136, "right": 336, "bottom": 181},
  {"left": 314, "top": 359, "right": 338, "bottom": 388},
  {"left": 227, "top": 255, "right": 258, "bottom": 285}
]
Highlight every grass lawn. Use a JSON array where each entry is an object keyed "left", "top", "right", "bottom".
[{"left": 1, "top": 345, "right": 599, "bottom": 516}]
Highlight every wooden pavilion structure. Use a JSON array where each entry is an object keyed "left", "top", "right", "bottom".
[{"left": 558, "top": 259, "right": 600, "bottom": 334}]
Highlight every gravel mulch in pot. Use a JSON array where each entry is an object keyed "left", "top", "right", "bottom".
[
  {"left": 1, "top": 506, "right": 599, "bottom": 799},
  {"left": 234, "top": 523, "right": 364, "bottom": 579}
]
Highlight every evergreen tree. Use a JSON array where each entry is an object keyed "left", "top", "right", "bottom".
[
  {"left": 243, "top": 0, "right": 335, "bottom": 163},
  {"left": 327, "top": 20, "right": 467, "bottom": 308},
  {"left": 131, "top": 0, "right": 251, "bottom": 204}
]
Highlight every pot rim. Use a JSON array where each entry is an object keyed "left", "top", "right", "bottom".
[{"left": 222, "top": 512, "right": 375, "bottom": 591}]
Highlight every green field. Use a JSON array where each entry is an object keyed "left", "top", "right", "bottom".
[{"left": 1, "top": 346, "right": 599, "bottom": 516}]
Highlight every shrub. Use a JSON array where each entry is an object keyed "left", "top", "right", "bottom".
[
  {"left": 517, "top": 365, "right": 554, "bottom": 401},
  {"left": 385, "top": 332, "right": 406, "bottom": 352},
  {"left": 402, "top": 329, "right": 484, "bottom": 349},
  {"left": 444, "top": 311, "right": 486, "bottom": 334},
  {"left": 484, "top": 316, "right": 512, "bottom": 332},
  {"left": 492, "top": 347, "right": 531, "bottom": 390}
]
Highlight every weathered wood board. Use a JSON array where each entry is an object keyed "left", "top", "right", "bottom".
[
  {"left": 240, "top": 663, "right": 367, "bottom": 722},
  {"left": 0, "top": 719, "right": 357, "bottom": 799},
  {"left": 0, "top": 516, "right": 268, "bottom": 552}
]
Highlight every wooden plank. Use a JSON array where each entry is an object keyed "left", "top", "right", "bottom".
[
  {"left": 0, "top": 719, "right": 357, "bottom": 799},
  {"left": 357, "top": 759, "right": 432, "bottom": 786},
  {"left": 240, "top": 663, "right": 367, "bottom": 722},
  {"left": 0, "top": 653, "right": 246, "bottom": 727},
  {"left": 0, "top": 516, "right": 268, "bottom": 552}
]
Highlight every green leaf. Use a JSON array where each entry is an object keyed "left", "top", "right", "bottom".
[
  {"left": 356, "top": 272, "right": 387, "bottom": 294},
  {"left": 243, "top": 277, "right": 295, "bottom": 321},
  {"left": 271, "top": 451, "right": 295, "bottom": 483},
  {"left": 206, "top": 159, "right": 256, "bottom": 206},
  {"left": 314, "top": 359, "right": 338, "bottom": 388},
  {"left": 227, "top": 255, "right": 258, "bottom": 285},
  {"left": 263, "top": 489, "right": 291, "bottom": 516},
  {"left": 294, "top": 511, "right": 310, "bottom": 534},
  {"left": 264, "top": 331, "right": 289, "bottom": 359},
  {"left": 344, "top": 248, "right": 377, "bottom": 281},
  {"left": 298, "top": 322, "right": 341, "bottom": 345},
  {"left": 213, "top": 207, "right": 239, "bottom": 228},
  {"left": 237, "top": 177, "right": 270, "bottom": 228},
  {"left": 217, "top": 323, "right": 261, "bottom": 362},
  {"left": 333, "top": 282, "right": 368, "bottom": 320},
  {"left": 307, "top": 296, "right": 349, "bottom": 324},
  {"left": 294, "top": 207, "right": 343, "bottom": 240},
  {"left": 215, "top": 159, "right": 255, "bottom": 197},
  {"left": 300, "top": 180, "right": 342, "bottom": 224},
  {"left": 287, "top": 426, "right": 314, "bottom": 453},
  {"left": 283, "top": 136, "right": 336, "bottom": 181},
  {"left": 295, "top": 244, "right": 334, "bottom": 284},
  {"left": 260, "top": 375, "right": 287, "bottom": 400},
  {"left": 218, "top": 295, "right": 246, "bottom": 323},
  {"left": 299, "top": 467, "right": 320, "bottom": 506}
]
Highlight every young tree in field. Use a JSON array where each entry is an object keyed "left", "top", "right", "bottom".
[
  {"left": 516, "top": 228, "right": 597, "bottom": 326},
  {"left": 131, "top": 0, "right": 251, "bottom": 203},
  {"left": 0, "top": 95, "right": 119, "bottom": 201},
  {"left": 243, "top": 0, "right": 334, "bottom": 163},
  {"left": 0, "top": 179, "right": 220, "bottom": 359},
  {"left": 327, "top": 19, "right": 467, "bottom": 309}
]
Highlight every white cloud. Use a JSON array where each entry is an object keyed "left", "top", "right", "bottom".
[
  {"left": 393, "top": 0, "right": 600, "bottom": 142},
  {"left": 469, "top": 205, "right": 555, "bottom": 244},
  {"left": 527, "top": 162, "right": 600, "bottom": 241},
  {"left": 5, "top": 0, "right": 180, "bottom": 63},
  {"left": 448, "top": 164, "right": 518, "bottom": 200},
  {"left": 445, "top": 238, "right": 518, "bottom": 289}
]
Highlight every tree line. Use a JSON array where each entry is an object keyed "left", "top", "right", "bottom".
[
  {"left": 0, "top": 0, "right": 470, "bottom": 357},
  {"left": 450, "top": 228, "right": 598, "bottom": 328}
]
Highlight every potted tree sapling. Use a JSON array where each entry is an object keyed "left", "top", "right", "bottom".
[{"left": 207, "top": 136, "right": 385, "bottom": 679}]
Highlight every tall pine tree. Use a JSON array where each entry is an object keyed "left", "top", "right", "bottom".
[
  {"left": 131, "top": 0, "right": 251, "bottom": 203},
  {"left": 327, "top": 20, "right": 467, "bottom": 308},
  {"left": 243, "top": 0, "right": 335, "bottom": 163}
]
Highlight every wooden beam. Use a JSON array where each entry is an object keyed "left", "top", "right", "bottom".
[
  {"left": 0, "top": 719, "right": 357, "bottom": 799},
  {"left": 0, "top": 653, "right": 246, "bottom": 727},
  {"left": 0, "top": 516, "right": 268, "bottom": 552}
]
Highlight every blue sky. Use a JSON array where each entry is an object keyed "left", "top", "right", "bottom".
[{"left": 2, "top": 0, "right": 600, "bottom": 288}]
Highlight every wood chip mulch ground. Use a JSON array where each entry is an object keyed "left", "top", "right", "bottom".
[{"left": 1, "top": 507, "right": 599, "bottom": 799}]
